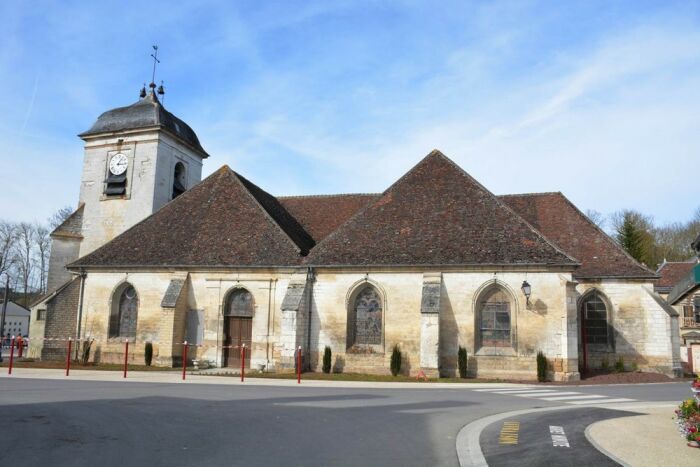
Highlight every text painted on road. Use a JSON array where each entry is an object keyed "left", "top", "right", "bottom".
[
  {"left": 549, "top": 425, "right": 570, "bottom": 447},
  {"left": 499, "top": 421, "right": 520, "bottom": 445}
]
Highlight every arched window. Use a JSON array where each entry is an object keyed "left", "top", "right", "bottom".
[
  {"left": 581, "top": 291, "right": 608, "bottom": 345},
  {"left": 225, "top": 288, "right": 254, "bottom": 317},
  {"left": 172, "top": 162, "right": 186, "bottom": 199},
  {"left": 348, "top": 285, "right": 383, "bottom": 348},
  {"left": 477, "top": 286, "right": 512, "bottom": 348},
  {"left": 109, "top": 284, "right": 138, "bottom": 338}
]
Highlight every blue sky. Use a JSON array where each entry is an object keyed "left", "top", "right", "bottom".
[{"left": 2, "top": 0, "right": 699, "bottom": 226}]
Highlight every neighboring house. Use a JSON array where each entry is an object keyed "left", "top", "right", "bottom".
[
  {"left": 0, "top": 301, "right": 31, "bottom": 340},
  {"left": 667, "top": 234, "right": 700, "bottom": 373},
  {"left": 29, "top": 84, "right": 681, "bottom": 380}
]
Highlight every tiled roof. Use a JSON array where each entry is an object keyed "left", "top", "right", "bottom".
[
  {"left": 655, "top": 260, "right": 698, "bottom": 292},
  {"left": 51, "top": 204, "right": 84, "bottom": 239},
  {"left": 500, "top": 192, "right": 657, "bottom": 279},
  {"left": 305, "top": 151, "right": 579, "bottom": 267},
  {"left": 279, "top": 194, "right": 378, "bottom": 243},
  {"left": 70, "top": 167, "right": 313, "bottom": 268}
]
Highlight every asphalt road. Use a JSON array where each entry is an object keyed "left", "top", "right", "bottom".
[{"left": 0, "top": 378, "right": 688, "bottom": 467}]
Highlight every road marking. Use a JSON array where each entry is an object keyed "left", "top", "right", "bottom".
[
  {"left": 538, "top": 394, "right": 607, "bottom": 401},
  {"left": 498, "top": 421, "right": 520, "bottom": 445},
  {"left": 524, "top": 392, "right": 582, "bottom": 398},
  {"left": 491, "top": 389, "right": 559, "bottom": 395},
  {"left": 549, "top": 425, "right": 570, "bottom": 447},
  {"left": 566, "top": 398, "right": 635, "bottom": 405},
  {"left": 473, "top": 387, "right": 536, "bottom": 392}
]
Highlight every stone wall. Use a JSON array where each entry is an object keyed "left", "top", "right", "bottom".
[{"left": 41, "top": 277, "right": 81, "bottom": 360}]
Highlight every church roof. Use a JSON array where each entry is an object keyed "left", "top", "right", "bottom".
[
  {"left": 51, "top": 204, "right": 84, "bottom": 239},
  {"left": 305, "top": 150, "right": 579, "bottom": 267},
  {"left": 69, "top": 166, "right": 314, "bottom": 268},
  {"left": 79, "top": 92, "right": 209, "bottom": 158},
  {"left": 279, "top": 194, "right": 379, "bottom": 243},
  {"left": 500, "top": 192, "right": 657, "bottom": 279}
]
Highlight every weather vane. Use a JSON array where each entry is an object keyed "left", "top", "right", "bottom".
[{"left": 140, "top": 45, "right": 165, "bottom": 101}]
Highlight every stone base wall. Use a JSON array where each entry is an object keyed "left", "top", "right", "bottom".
[{"left": 41, "top": 277, "right": 81, "bottom": 361}]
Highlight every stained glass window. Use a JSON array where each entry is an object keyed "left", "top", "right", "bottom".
[{"left": 478, "top": 288, "right": 511, "bottom": 347}]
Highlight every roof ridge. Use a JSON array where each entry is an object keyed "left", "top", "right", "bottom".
[
  {"left": 277, "top": 193, "right": 380, "bottom": 200},
  {"left": 552, "top": 192, "right": 658, "bottom": 278},
  {"left": 498, "top": 191, "right": 562, "bottom": 198},
  {"left": 51, "top": 203, "right": 84, "bottom": 237}
]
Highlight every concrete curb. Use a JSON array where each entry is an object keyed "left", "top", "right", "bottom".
[
  {"left": 455, "top": 402, "right": 677, "bottom": 467},
  {"left": 584, "top": 424, "right": 631, "bottom": 467}
]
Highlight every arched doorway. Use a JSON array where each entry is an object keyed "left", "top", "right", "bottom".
[{"left": 223, "top": 288, "right": 254, "bottom": 368}]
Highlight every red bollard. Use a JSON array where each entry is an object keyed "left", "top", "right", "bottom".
[
  {"left": 8, "top": 336, "right": 15, "bottom": 375},
  {"left": 66, "top": 338, "right": 72, "bottom": 376},
  {"left": 182, "top": 341, "right": 188, "bottom": 381},
  {"left": 123, "top": 340, "right": 129, "bottom": 378},
  {"left": 240, "top": 345, "right": 246, "bottom": 382},
  {"left": 297, "top": 346, "right": 302, "bottom": 384}
]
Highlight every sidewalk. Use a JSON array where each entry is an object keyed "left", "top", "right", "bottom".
[
  {"left": 587, "top": 406, "right": 700, "bottom": 466},
  {"left": 0, "top": 367, "right": 532, "bottom": 389}
]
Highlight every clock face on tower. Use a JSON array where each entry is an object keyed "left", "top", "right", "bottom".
[{"left": 109, "top": 153, "right": 128, "bottom": 175}]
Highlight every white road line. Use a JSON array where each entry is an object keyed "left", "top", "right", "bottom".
[
  {"left": 491, "top": 389, "right": 559, "bottom": 395},
  {"left": 566, "top": 398, "right": 635, "bottom": 405},
  {"left": 472, "top": 387, "right": 536, "bottom": 392},
  {"left": 538, "top": 394, "right": 608, "bottom": 401},
  {"left": 521, "top": 392, "right": 582, "bottom": 398}
]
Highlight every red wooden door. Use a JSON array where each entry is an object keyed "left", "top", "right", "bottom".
[{"left": 224, "top": 317, "right": 252, "bottom": 368}]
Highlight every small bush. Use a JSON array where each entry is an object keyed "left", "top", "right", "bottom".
[
  {"left": 601, "top": 356, "right": 610, "bottom": 371},
  {"left": 322, "top": 346, "right": 332, "bottom": 374},
  {"left": 631, "top": 360, "right": 638, "bottom": 372},
  {"left": 145, "top": 342, "right": 153, "bottom": 366},
  {"left": 536, "top": 351, "right": 547, "bottom": 382},
  {"left": 614, "top": 356, "right": 625, "bottom": 373},
  {"left": 458, "top": 346, "right": 468, "bottom": 378},
  {"left": 390, "top": 344, "right": 402, "bottom": 376}
]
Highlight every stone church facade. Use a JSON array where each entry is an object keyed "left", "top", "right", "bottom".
[{"left": 30, "top": 88, "right": 682, "bottom": 381}]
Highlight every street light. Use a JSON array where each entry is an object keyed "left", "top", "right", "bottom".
[{"left": 521, "top": 280, "right": 532, "bottom": 305}]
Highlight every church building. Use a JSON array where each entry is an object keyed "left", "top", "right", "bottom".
[{"left": 29, "top": 86, "right": 682, "bottom": 381}]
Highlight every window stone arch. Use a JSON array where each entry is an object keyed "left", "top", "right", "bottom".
[
  {"left": 109, "top": 282, "right": 139, "bottom": 339},
  {"left": 172, "top": 161, "right": 186, "bottom": 199},
  {"left": 475, "top": 282, "right": 516, "bottom": 353},
  {"left": 346, "top": 281, "right": 384, "bottom": 351},
  {"left": 579, "top": 288, "right": 615, "bottom": 351}
]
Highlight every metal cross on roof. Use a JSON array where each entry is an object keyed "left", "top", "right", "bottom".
[{"left": 150, "top": 45, "right": 160, "bottom": 89}]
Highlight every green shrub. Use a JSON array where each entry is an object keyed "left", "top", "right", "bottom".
[
  {"left": 81, "top": 339, "right": 93, "bottom": 365},
  {"left": 536, "top": 351, "right": 547, "bottom": 382},
  {"left": 614, "top": 356, "right": 625, "bottom": 373},
  {"left": 322, "top": 346, "right": 332, "bottom": 374},
  {"left": 458, "top": 346, "right": 468, "bottom": 378},
  {"left": 390, "top": 344, "right": 402, "bottom": 376},
  {"left": 631, "top": 360, "right": 638, "bottom": 372},
  {"left": 601, "top": 356, "right": 610, "bottom": 371},
  {"left": 145, "top": 342, "right": 153, "bottom": 366}
]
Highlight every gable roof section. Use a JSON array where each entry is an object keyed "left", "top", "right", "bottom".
[
  {"left": 500, "top": 192, "right": 656, "bottom": 279},
  {"left": 306, "top": 150, "right": 579, "bottom": 267},
  {"left": 655, "top": 260, "right": 698, "bottom": 293},
  {"left": 279, "top": 194, "right": 379, "bottom": 243},
  {"left": 51, "top": 204, "right": 84, "bottom": 239},
  {"left": 70, "top": 167, "right": 313, "bottom": 268}
]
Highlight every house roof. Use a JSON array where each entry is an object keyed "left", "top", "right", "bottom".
[
  {"left": 279, "top": 194, "right": 379, "bottom": 243},
  {"left": 654, "top": 260, "right": 698, "bottom": 293},
  {"left": 500, "top": 192, "right": 657, "bottom": 279},
  {"left": 69, "top": 166, "right": 314, "bottom": 268},
  {"left": 79, "top": 92, "right": 209, "bottom": 158},
  {"left": 305, "top": 150, "right": 579, "bottom": 267},
  {"left": 0, "top": 301, "right": 30, "bottom": 317}
]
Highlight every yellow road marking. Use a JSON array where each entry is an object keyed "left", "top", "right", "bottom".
[{"left": 499, "top": 421, "right": 520, "bottom": 445}]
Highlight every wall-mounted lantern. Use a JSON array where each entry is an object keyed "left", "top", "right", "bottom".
[{"left": 521, "top": 280, "right": 532, "bottom": 305}]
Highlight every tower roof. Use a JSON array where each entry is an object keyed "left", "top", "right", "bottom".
[{"left": 79, "top": 92, "right": 209, "bottom": 158}]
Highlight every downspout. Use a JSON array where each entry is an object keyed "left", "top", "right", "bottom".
[
  {"left": 74, "top": 269, "right": 87, "bottom": 360},
  {"left": 266, "top": 278, "right": 272, "bottom": 368},
  {"left": 305, "top": 267, "right": 315, "bottom": 371}
]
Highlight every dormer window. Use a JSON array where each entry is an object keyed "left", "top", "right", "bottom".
[{"left": 172, "top": 162, "right": 186, "bottom": 199}]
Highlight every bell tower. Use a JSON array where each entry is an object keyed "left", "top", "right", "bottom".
[{"left": 76, "top": 84, "right": 209, "bottom": 256}]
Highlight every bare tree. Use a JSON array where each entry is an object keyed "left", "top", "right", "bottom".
[
  {"left": 34, "top": 223, "right": 51, "bottom": 293},
  {"left": 13, "top": 222, "right": 36, "bottom": 306},
  {"left": 585, "top": 209, "right": 606, "bottom": 229},
  {"left": 0, "top": 221, "right": 17, "bottom": 280},
  {"left": 48, "top": 205, "right": 74, "bottom": 230}
]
